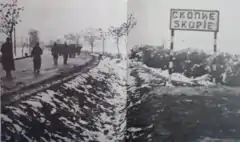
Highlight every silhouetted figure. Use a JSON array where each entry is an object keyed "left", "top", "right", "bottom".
[
  {"left": 69, "top": 45, "right": 75, "bottom": 58},
  {"left": 1, "top": 37, "right": 15, "bottom": 80},
  {"left": 76, "top": 45, "right": 82, "bottom": 55},
  {"left": 31, "top": 42, "right": 43, "bottom": 74},
  {"left": 63, "top": 42, "right": 69, "bottom": 64},
  {"left": 76, "top": 46, "right": 80, "bottom": 55},
  {"left": 68, "top": 45, "right": 72, "bottom": 58},
  {"left": 51, "top": 42, "right": 59, "bottom": 65},
  {"left": 79, "top": 45, "right": 82, "bottom": 55},
  {"left": 73, "top": 45, "right": 76, "bottom": 58}
]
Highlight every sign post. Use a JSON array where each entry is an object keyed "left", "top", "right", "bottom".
[
  {"left": 168, "top": 30, "right": 174, "bottom": 84},
  {"left": 169, "top": 9, "right": 220, "bottom": 85},
  {"left": 212, "top": 32, "right": 218, "bottom": 83}
]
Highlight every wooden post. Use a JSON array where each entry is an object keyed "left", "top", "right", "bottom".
[
  {"left": 212, "top": 32, "right": 217, "bottom": 84},
  {"left": 168, "top": 30, "right": 175, "bottom": 84}
]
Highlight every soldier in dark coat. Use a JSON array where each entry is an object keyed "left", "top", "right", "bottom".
[
  {"left": 51, "top": 42, "right": 59, "bottom": 65},
  {"left": 1, "top": 37, "right": 15, "bottom": 79},
  {"left": 79, "top": 45, "right": 83, "bottom": 55},
  {"left": 73, "top": 45, "right": 76, "bottom": 58},
  {"left": 63, "top": 42, "right": 69, "bottom": 64},
  {"left": 70, "top": 44, "right": 75, "bottom": 58},
  {"left": 31, "top": 42, "right": 43, "bottom": 74},
  {"left": 68, "top": 44, "right": 72, "bottom": 58},
  {"left": 76, "top": 46, "right": 80, "bottom": 55},
  {"left": 76, "top": 45, "right": 82, "bottom": 55},
  {"left": 74, "top": 45, "right": 78, "bottom": 57}
]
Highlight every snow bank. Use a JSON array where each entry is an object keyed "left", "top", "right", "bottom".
[
  {"left": 1, "top": 56, "right": 127, "bottom": 142},
  {"left": 198, "top": 137, "right": 240, "bottom": 142},
  {"left": 129, "top": 60, "right": 214, "bottom": 87}
]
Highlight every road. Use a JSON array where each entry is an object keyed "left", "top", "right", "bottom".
[
  {"left": 1, "top": 50, "right": 69, "bottom": 77},
  {"left": 0, "top": 50, "right": 92, "bottom": 94}
]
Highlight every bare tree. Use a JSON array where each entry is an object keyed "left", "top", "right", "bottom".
[
  {"left": 64, "top": 32, "right": 82, "bottom": 46},
  {"left": 49, "top": 40, "right": 54, "bottom": 45},
  {"left": 83, "top": 28, "right": 100, "bottom": 53},
  {"left": 28, "top": 29, "right": 39, "bottom": 48},
  {"left": 122, "top": 13, "right": 137, "bottom": 36},
  {"left": 108, "top": 26, "right": 125, "bottom": 56},
  {"left": 0, "top": 0, "right": 24, "bottom": 56},
  {"left": 20, "top": 36, "right": 24, "bottom": 56},
  {"left": 121, "top": 14, "right": 137, "bottom": 46},
  {"left": 108, "top": 14, "right": 136, "bottom": 57},
  {"left": 56, "top": 39, "right": 61, "bottom": 44},
  {"left": 0, "top": 0, "right": 24, "bottom": 37},
  {"left": 98, "top": 28, "right": 109, "bottom": 54},
  {"left": 20, "top": 37, "right": 29, "bottom": 56}
]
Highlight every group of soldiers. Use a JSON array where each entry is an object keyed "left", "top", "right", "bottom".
[
  {"left": 51, "top": 42, "right": 83, "bottom": 65},
  {"left": 0, "top": 37, "right": 83, "bottom": 80}
]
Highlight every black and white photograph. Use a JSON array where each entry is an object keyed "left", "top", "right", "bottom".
[
  {"left": 1, "top": 0, "right": 240, "bottom": 142},
  {"left": 127, "top": 0, "right": 240, "bottom": 142},
  {"left": 1, "top": 0, "right": 127, "bottom": 141}
]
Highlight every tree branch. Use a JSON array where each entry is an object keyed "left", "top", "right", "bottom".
[
  {"left": 0, "top": 27, "right": 8, "bottom": 35},
  {"left": 0, "top": 0, "right": 23, "bottom": 36}
]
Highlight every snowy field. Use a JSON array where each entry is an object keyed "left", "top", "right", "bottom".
[{"left": 1, "top": 56, "right": 127, "bottom": 142}]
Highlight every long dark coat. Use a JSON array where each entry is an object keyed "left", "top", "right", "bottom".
[
  {"left": 1, "top": 42, "right": 15, "bottom": 71},
  {"left": 62, "top": 44, "right": 69, "bottom": 64},
  {"left": 51, "top": 45, "right": 59, "bottom": 58},
  {"left": 62, "top": 44, "right": 69, "bottom": 56},
  {"left": 31, "top": 46, "right": 43, "bottom": 70}
]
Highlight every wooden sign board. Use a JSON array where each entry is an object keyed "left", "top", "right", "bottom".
[{"left": 170, "top": 9, "right": 220, "bottom": 32}]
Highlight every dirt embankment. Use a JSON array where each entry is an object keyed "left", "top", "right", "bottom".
[{"left": 1, "top": 57, "right": 127, "bottom": 142}]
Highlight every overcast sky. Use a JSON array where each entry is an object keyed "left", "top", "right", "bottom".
[
  {"left": 128, "top": 0, "right": 240, "bottom": 54},
  {"left": 1, "top": 0, "right": 240, "bottom": 54},
  {"left": 0, "top": 0, "right": 126, "bottom": 54}
]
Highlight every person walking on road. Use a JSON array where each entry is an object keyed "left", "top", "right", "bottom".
[
  {"left": 72, "top": 45, "right": 76, "bottom": 58},
  {"left": 75, "top": 45, "right": 80, "bottom": 56},
  {"left": 0, "top": 37, "right": 15, "bottom": 80},
  {"left": 79, "top": 45, "right": 83, "bottom": 55},
  {"left": 75, "top": 44, "right": 82, "bottom": 56},
  {"left": 63, "top": 42, "right": 69, "bottom": 65},
  {"left": 69, "top": 44, "right": 75, "bottom": 58},
  {"left": 51, "top": 42, "right": 59, "bottom": 66},
  {"left": 31, "top": 42, "right": 43, "bottom": 74}
]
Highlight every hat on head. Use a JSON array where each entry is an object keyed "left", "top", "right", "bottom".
[{"left": 6, "top": 37, "right": 11, "bottom": 42}]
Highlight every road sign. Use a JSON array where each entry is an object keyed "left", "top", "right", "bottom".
[
  {"left": 168, "top": 9, "right": 220, "bottom": 85},
  {"left": 170, "top": 9, "right": 220, "bottom": 32}
]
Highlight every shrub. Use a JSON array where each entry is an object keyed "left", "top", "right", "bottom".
[{"left": 129, "top": 45, "right": 240, "bottom": 86}]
